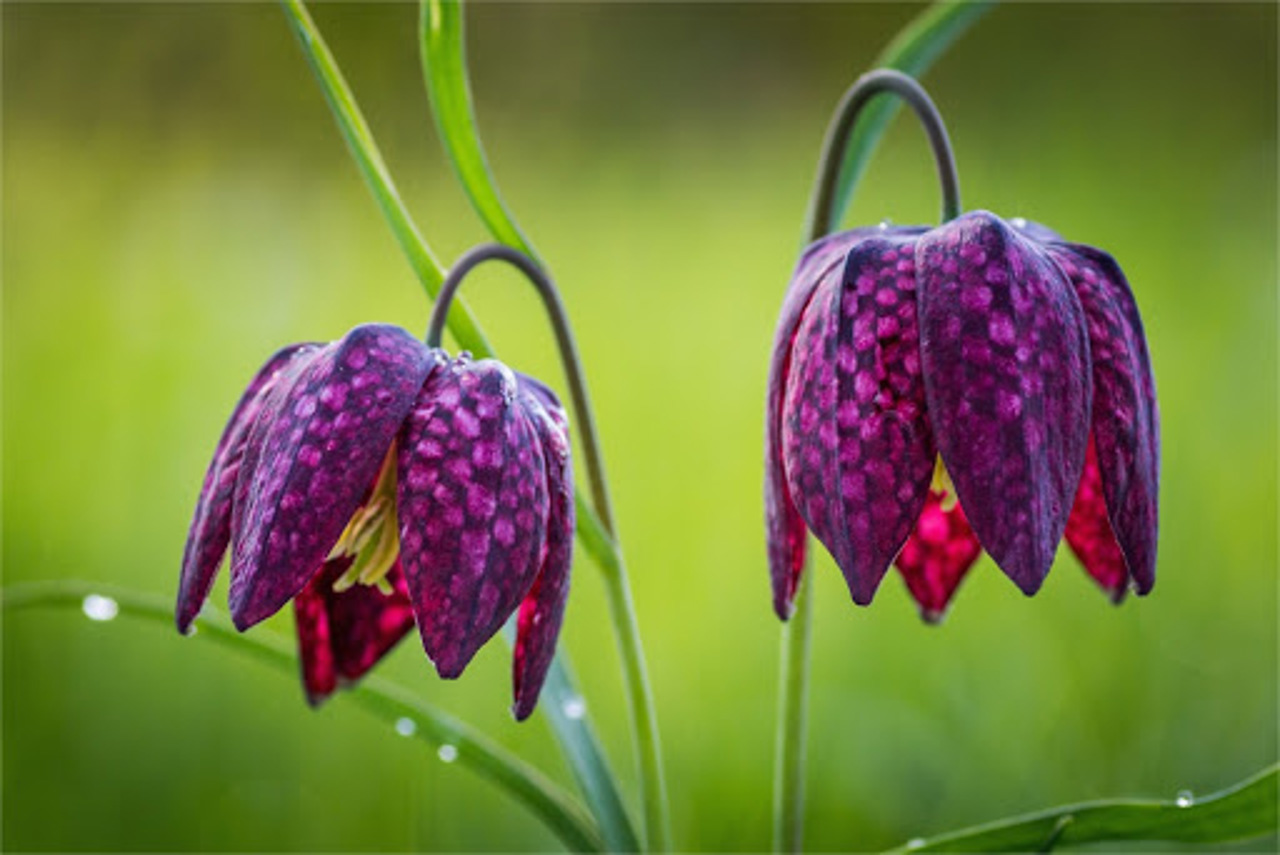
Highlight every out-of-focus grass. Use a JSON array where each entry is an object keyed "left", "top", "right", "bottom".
[{"left": 3, "top": 3, "right": 1276, "bottom": 851}]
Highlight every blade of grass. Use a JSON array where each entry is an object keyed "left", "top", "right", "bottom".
[
  {"left": 1, "top": 581, "right": 603, "bottom": 853},
  {"left": 885, "top": 764, "right": 1278, "bottom": 852},
  {"left": 419, "top": 0, "right": 539, "bottom": 264}
]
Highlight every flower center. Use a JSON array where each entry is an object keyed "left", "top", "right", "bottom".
[
  {"left": 328, "top": 444, "right": 400, "bottom": 595},
  {"left": 931, "top": 456, "right": 959, "bottom": 512}
]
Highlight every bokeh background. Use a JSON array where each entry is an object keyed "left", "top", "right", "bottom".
[{"left": 4, "top": 2, "right": 1276, "bottom": 851}]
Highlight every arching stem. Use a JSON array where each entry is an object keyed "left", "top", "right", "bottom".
[
  {"left": 805, "top": 68, "right": 962, "bottom": 242},
  {"left": 428, "top": 244, "right": 671, "bottom": 852}
]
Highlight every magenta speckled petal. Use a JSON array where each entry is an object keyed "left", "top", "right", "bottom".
[
  {"left": 767, "top": 228, "right": 904, "bottom": 617},
  {"left": 177, "top": 343, "right": 319, "bottom": 632},
  {"left": 295, "top": 558, "right": 416, "bottom": 706},
  {"left": 397, "top": 358, "right": 549, "bottom": 679},
  {"left": 894, "top": 491, "right": 982, "bottom": 622},
  {"left": 782, "top": 230, "right": 934, "bottom": 606},
  {"left": 512, "top": 380, "right": 574, "bottom": 721},
  {"left": 1046, "top": 244, "right": 1159, "bottom": 594},
  {"left": 228, "top": 324, "right": 440, "bottom": 630},
  {"left": 917, "top": 211, "right": 1093, "bottom": 595}
]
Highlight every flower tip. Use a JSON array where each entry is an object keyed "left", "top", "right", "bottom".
[
  {"left": 1107, "top": 584, "right": 1129, "bottom": 606},
  {"left": 919, "top": 607, "right": 947, "bottom": 626},
  {"left": 511, "top": 699, "right": 535, "bottom": 723}
]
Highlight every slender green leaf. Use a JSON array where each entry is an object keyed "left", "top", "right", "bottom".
[
  {"left": 2, "top": 581, "right": 603, "bottom": 853},
  {"left": 828, "top": 0, "right": 995, "bottom": 230},
  {"left": 278, "top": 0, "right": 494, "bottom": 357},
  {"left": 419, "top": 0, "right": 540, "bottom": 264},
  {"left": 887, "top": 765, "right": 1278, "bottom": 852}
]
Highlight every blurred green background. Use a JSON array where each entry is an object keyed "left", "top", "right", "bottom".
[{"left": 3, "top": 2, "right": 1276, "bottom": 851}]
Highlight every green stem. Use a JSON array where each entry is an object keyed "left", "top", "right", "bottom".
[
  {"left": 806, "top": 69, "right": 962, "bottom": 241},
  {"left": 1, "top": 581, "right": 602, "bottom": 853},
  {"left": 827, "top": 0, "right": 994, "bottom": 230},
  {"left": 425, "top": 243, "right": 670, "bottom": 852},
  {"left": 278, "top": 0, "right": 493, "bottom": 357},
  {"left": 773, "top": 569, "right": 814, "bottom": 853},
  {"left": 278, "top": 3, "right": 639, "bottom": 848}
]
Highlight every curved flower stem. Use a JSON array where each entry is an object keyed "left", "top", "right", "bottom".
[
  {"left": 427, "top": 243, "right": 671, "bottom": 851},
  {"left": 1, "top": 581, "right": 603, "bottom": 853},
  {"left": 772, "top": 568, "right": 814, "bottom": 853},
  {"left": 776, "top": 63, "right": 969, "bottom": 855},
  {"left": 805, "top": 68, "right": 962, "bottom": 241}
]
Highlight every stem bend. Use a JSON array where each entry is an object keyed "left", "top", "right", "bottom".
[{"left": 806, "top": 68, "right": 961, "bottom": 241}]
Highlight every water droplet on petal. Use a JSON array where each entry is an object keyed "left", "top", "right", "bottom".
[
  {"left": 878, "top": 219, "right": 893, "bottom": 232},
  {"left": 394, "top": 717, "right": 417, "bottom": 737},
  {"left": 906, "top": 838, "right": 925, "bottom": 850},
  {"left": 82, "top": 594, "right": 118, "bottom": 622},
  {"left": 437, "top": 743, "right": 459, "bottom": 763},
  {"left": 1011, "top": 217, "right": 1028, "bottom": 229},
  {"left": 562, "top": 696, "right": 586, "bottom": 720},
  {"left": 1175, "top": 790, "right": 1194, "bottom": 808}
]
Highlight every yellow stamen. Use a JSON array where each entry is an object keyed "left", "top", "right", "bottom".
[
  {"left": 931, "top": 456, "right": 959, "bottom": 512},
  {"left": 329, "top": 444, "right": 401, "bottom": 594}
]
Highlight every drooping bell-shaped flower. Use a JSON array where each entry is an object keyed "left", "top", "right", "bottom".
[
  {"left": 765, "top": 211, "right": 1159, "bottom": 621},
  {"left": 177, "top": 324, "right": 574, "bottom": 718}
]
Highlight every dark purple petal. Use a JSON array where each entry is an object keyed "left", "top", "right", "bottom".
[
  {"left": 782, "top": 231, "right": 935, "bottom": 606},
  {"left": 176, "top": 343, "right": 318, "bottom": 633},
  {"left": 512, "top": 381, "right": 574, "bottom": 721},
  {"left": 295, "top": 558, "right": 417, "bottom": 706},
  {"left": 228, "top": 325, "right": 440, "bottom": 630},
  {"left": 1064, "top": 437, "right": 1129, "bottom": 601},
  {"left": 766, "top": 227, "right": 910, "bottom": 618},
  {"left": 1046, "top": 244, "right": 1159, "bottom": 594},
  {"left": 894, "top": 491, "right": 982, "bottom": 622},
  {"left": 397, "top": 358, "right": 549, "bottom": 679},
  {"left": 917, "top": 211, "right": 1093, "bottom": 595}
]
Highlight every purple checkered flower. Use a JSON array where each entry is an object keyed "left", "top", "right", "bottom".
[
  {"left": 177, "top": 324, "right": 573, "bottom": 719},
  {"left": 765, "top": 211, "right": 1158, "bottom": 620}
]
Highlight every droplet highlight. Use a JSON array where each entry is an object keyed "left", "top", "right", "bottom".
[
  {"left": 394, "top": 717, "right": 417, "bottom": 737},
  {"left": 906, "top": 838, "right": 925, "bottom": 850},
  {"left": 562, "top": 696, "right": 586, "bottom": 720},
  {"left": 82, "top": 594, "right": 119, "bottom": 622},
  {"left": 437, "top": 743, "right": 459, "bottom": 763},
  {"left": 1175, "top": 790, "right": 1194, "bottom": 808}
]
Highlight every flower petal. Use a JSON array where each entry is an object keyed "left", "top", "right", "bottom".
[
  {"left": 1064, "top": 437, "right": 1129, "bottom": 600},
  {"left": 512, "top": 380, "right": 574, "bottom": 721},
  {"left": 1046, "top": 244, "right": 1159, "bottom": 595},
  {"left": 917, "top": 211, "right": 1093, "bottom": 595},
  {"left": 894, "top": 490, "right": 982, "bottom": 622},
  {"left": 397, "top": 358, "right": 549, "bottom": 679},
  {"left": 228, "top": 325, "right": 439, "bottom": 630},
  {"left": 176, "top": 343, "right": 318, "bottom": 633},
  {"left": 782, "top": 230, "right": 934, "bottom": 606},
  {"left": 766, "top": 231, "right": 884, "bottom": 617},
  {"left": 294, "top": 558, "right": 417, "bottom": 706}
]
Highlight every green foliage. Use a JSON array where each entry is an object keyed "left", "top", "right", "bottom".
[{"left": 894, "top": 765, "right": 1278, "bottom": 852}]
